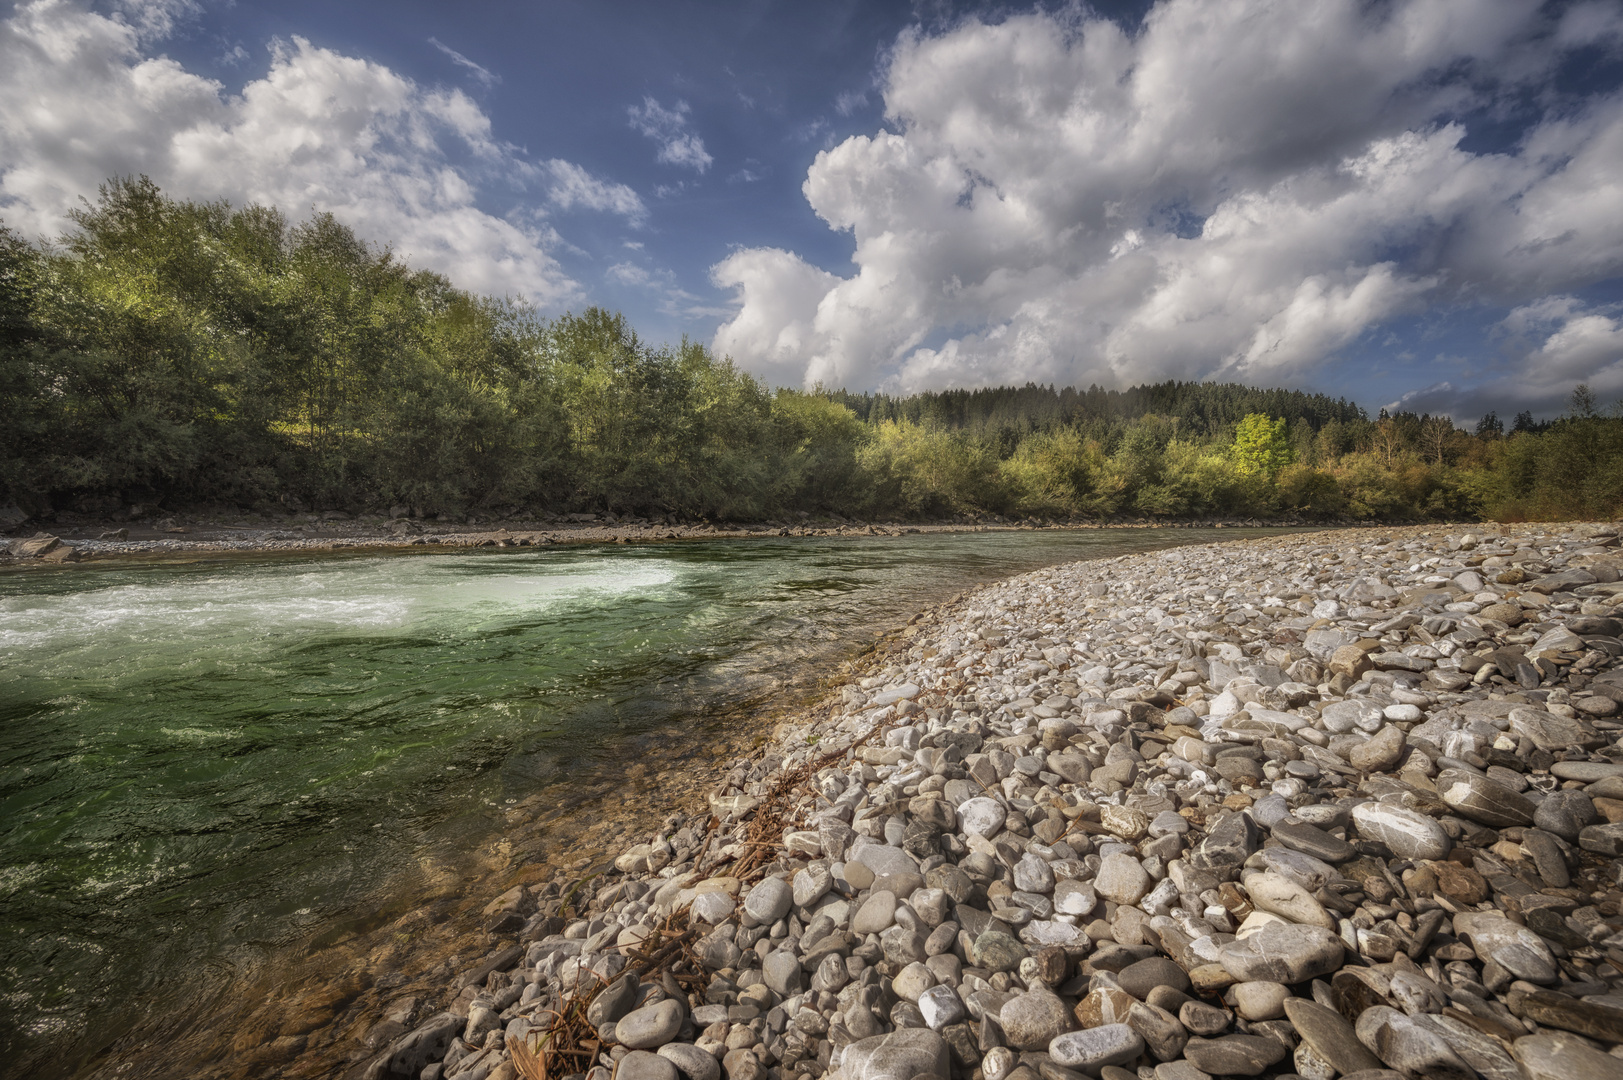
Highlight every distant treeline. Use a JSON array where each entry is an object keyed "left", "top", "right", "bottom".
[{"left": 2, "top": 177, "right": 1619, "bottom": 524}]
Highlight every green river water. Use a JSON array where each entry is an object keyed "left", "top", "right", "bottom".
[{"left": 0, "top": 527, "right": 1282, "bottom": 1078}]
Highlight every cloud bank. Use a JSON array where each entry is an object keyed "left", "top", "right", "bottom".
[
  {"left": 712, "top": 0, "right": 1623, "bottom": 416},
  {"left": 0, "top": 0, "right": 638, "bottom": 303}
]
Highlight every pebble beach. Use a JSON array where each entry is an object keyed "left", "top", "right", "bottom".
[{"left": 134, "top": 523, "right": 1623, "bottom": 1079}]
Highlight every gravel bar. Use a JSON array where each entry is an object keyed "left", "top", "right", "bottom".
[{"left": 337, "top": 524, "right": 1623, "bottom": 1080}]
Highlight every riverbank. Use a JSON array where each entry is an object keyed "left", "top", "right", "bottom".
[
  {"left": 330, "top": 520, "right": 1623, "bottom": 1080},
  {"left": 2, "top": 512, "right": 1377, "bottom": 568}
]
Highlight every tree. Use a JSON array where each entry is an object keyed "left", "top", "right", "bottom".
[
  {"left": 1475, "top": 411, "right": 1502, "bottom": 438},
  {"left": 1419, "top": 414, "right": 1456, "bottom": 466},
  {"left": 1572, "top": 383, "right": 1599, "bottom": 419},
  {"left": 1233, "top": 413, "right": 1293, "bottom": 475}
]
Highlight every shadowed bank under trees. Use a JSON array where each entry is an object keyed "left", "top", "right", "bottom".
[{"left": 2, "top": 179, "right": 1620, "bottom": 525}]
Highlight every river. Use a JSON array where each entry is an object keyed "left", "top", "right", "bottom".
[{"left": 0, "top": 526, "right": 1288, "bottom": 1078}]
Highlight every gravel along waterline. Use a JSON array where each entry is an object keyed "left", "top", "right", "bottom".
[
  {"left": 0, "top": 527, "right": 1286, "bottom": 1080},
  {"left": 385, "top": 522, "right": 1623, "bottom": 1080}
]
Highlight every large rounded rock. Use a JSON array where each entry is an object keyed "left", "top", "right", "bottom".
[
  {"left": 615, "top": 999, "right": 685, "bottom": 1049},
  {"left": 1437, "top": 769, "right": 1536, "bottom": 828},
  {"left": 1117, "top": 956, "right": 1190, "bottom": 1000},
  {"left": 1182, "top": 1033, "right": 1289, "bottom": 1076},
  {"left": 1349, "top": 724, "right": 1405, "bottom": 772},
  {"left": 852, "top": 890, "right": 897, "bottom": 934},
  {"left": 617, "top": 1050, "right": 680, "bottom": 1080},
  {"left": 1217, "top": 921, "right": 1344, "bottom": 983},
  {"left": 999, "top": 988, "right": 1073, "bottom": 1050},
  {"left": 958, "top": 797, "right": 1007, "bottom": 838},
  {"left": 742, "top": 876, "right": 793, "bottom": 924},
  {"left": 838, "top": 1027, "right": 950, "bottom": 1080},
  {"left": 658, "top": 1043, "right": 721, "bottom": 1080},
  {"left": 1350, "top": 802, "right": 1450, "bottom": 860}
]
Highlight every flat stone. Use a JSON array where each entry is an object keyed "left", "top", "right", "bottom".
[
  {"left": 742, "top": 877, "right": 793, "bottom": 924},
  {"left": 1179, "top": 1000, "right": 1231, "bottom": 1037},
  {"left": 1355, "top": 1006, "right": 1473, "bottom": 1080},
  {"left": 1322, "top": 699, "right": 1384, "bottom": 734},
  {"left": 657, "top": 1043, "right": 720, "bottom": 1080},
  {"left": 763, "top": 949, "right": 804, "bottom": 997},
  {"left": 1580, "top": 822, "right": 1623, "bottom": 856},
  {"left": 1117, "top": 956, "right": 1190, "bottom": 1000},
  {"left": 1047, "top": 1025, "right": 1144, "bottom": 1072},
  {"left": 1127, "top": 1000, "right": 1188, "bottom": 1061},
  {"left": 839, "top": 1027, "right": 951, "bottom": 1080},
  {"left": 616, "top": 999, "right": 685, "bottom": 1049},
  {"left": 793, "top": 863, "right": 832, "bottom": 907},
  {"left": 1511, "top": 707, "right": 1599, "bottom": 752},
  {"left": 1217, "top": 921, "right": 1344, "bottom": 983},
  {"left": 1535, "top": 791, "right": 1599, "bottom": 842},
  {"left": 1053, "top": 878, "right": 1097, "bottom": 916},
  {"left": 849, "top": 839, "right": 919, "bottom": 879},
  {"left": 1094, "top": 852, "right": 1151, "bottom": 906},
  {"left": 1181, "top": 1033, "right": 1288, "bottom": 1076},
  {"left": 1269, "top": 820, "right": 1354, "bottom": 863},
  {"left": 1229, "top": 981, "right": 1290, "bottom": 1021},
  {"left": 1452, "top": 911, "right": 1559, "bottom": 984},
  {"left": 1437, "top": 769, "right": 1536, "bottom": 827},
  {"left": 1512, "top": 1031, "right": 1623, "bottom": 1080},
  {"left": 1511, "top": 989, "right": 1623, "bottom": 1043},
  {"left": 1350, "top": 801, "right": 1451, "bottom": 860},
  {"left": 1242, "top": 871, "right": 1334, "bottom": 929},
  {"left": 1552, "top": 761, "right": 1623, "bottom": 782},
  {"left": 1153, "top": 1064, "right": 1212, "bottom": 1080},
  {"left": 1013, "top": 853, "right": 1055, "bottom": 894},
  {"left": 1000, "top": 987, "right": 1073, "bottom": 1050},
  {"left": 693, "top": 891, "right": 736, "bottom": 924},
  {"left": 1256, "top": 847, "right": 1338, "bottom": 892},
  {"left": 1284, "top": 998, "right": 1384, "bottom": 1076}
]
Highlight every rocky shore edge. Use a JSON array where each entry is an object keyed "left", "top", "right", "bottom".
[
  {"left": 5, "top": 515, "right": 1326, "bottom": 567},
  {"left": 344, "top": 523, "right": 1623, "bottom": 1080}
]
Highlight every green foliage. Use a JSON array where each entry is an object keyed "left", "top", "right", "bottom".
[
  {"left": 4, "top": 176, "right": 1621, "bottom": 526},
  {"left": 1233, "top": 413, "right": 1294, "bottom": 475}
]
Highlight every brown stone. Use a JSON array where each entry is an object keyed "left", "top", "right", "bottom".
[
  {"left": 1431, "top": 862, "right": 1489, "bottom": 906},
  {"left": 1330, "top": 645, "right": 1374, "bottom": 680},
  {"left": 1076, "top": 987, "right": 1138, "bottom": 1027}
]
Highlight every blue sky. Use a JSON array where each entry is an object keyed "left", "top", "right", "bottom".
[{"left": 3, "top": 0, "right": 1622, "bottom": 421}]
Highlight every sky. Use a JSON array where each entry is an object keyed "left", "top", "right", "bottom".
[{"left": 2, "top": 0, "right": 1622, "bottom": 422}]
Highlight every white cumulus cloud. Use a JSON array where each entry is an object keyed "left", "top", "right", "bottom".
[
  {"left": 0, "top": 0, "right": 641, "bottom": 304},
  {"left": 712, "top": 0, "right": 1623, "bottom": 399}
]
